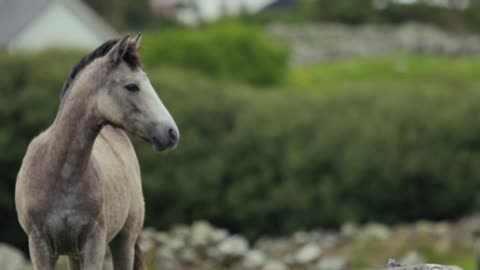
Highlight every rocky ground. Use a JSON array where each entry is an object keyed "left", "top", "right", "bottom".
[
  {"left": 0, "top": 216, "right": 477, "bottom": 270},
  {"left": 5, "top": 216, "right": 478, "bottom": 270},
  {"left": 138, "top": 216, "right": 480, "bottom": 270},
  {"left": 267, "top": 23, "right": 480, "bottom": 66}
]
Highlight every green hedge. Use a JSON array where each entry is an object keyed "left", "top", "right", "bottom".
[
  {"left": 3, "top": 51, "right": 480, "bottom": 251},
  {"left": 141, "top": 22, "right": 289, "bottom": 86}
]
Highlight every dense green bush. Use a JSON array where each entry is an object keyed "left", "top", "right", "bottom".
[
  {"left": 141, "top": 22, "right": 289, "bottom": 86},
  {"left": 3, "top": 51, "right": 480, "bottom": 251}
]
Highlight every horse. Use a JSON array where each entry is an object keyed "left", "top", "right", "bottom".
[{"left": 15, "top": 34, "right": 179, "bottom": 270}]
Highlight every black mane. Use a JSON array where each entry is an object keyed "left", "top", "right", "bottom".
[{"left": 60, "top": 39, "right": 141, "bottom": 100}]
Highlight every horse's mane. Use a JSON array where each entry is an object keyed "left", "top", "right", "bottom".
[{"left": 60, "top": 39, "right": 141, "bottom": 100}]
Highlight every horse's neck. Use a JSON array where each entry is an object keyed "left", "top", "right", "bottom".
[{"left": 48, "top": 86, "right": 102, "bottom": 185}]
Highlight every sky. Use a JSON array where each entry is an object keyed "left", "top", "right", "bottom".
[
  {"left": 176, "top": 0, "right": 274, "bottom": 24},
  {"left": 195, "top": 0, "right": 274, "bottom": 18}
]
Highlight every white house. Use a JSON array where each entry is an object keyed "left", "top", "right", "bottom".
[
  {"left": 0, "top": 0, "right": 117, "bottom": 52},
  {"left": 151, "top": 0, "right": 278, "bottom": 25},
  {"left": 373, "top": 0, "right": 470, "bottom": 10}
]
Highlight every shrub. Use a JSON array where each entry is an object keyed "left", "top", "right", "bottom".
[
  {"left": 2, "top": 51, "right": 480, "bottom": 250},
  {"left": 141, "top": 22, "right": 289, "bottom": 86}
]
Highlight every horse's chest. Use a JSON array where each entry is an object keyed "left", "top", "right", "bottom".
[
  {"left": 43, "top": 200, "right": 100, "bottom": 254},
  {"left": 30, "top": 188, "right": 103, "bottom": 255}
]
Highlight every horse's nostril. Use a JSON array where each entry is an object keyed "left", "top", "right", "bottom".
[{"left": 168, "top": 128, "right": 178, "bottom": 143}]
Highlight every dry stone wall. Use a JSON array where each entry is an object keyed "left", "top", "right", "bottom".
[{"left": 267, "top": 23, "right": 480, "bottom": 66}]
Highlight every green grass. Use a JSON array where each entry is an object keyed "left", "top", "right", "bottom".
[
  {"left": 287, "top": 55, "right": 480, "bottom": 95},
  {"left": 343, "top": 233, "right": 475, "bottom": 270}
]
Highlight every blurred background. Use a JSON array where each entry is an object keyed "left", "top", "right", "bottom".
[{"left": 2, "top": 0, "right": 480, "bottom": 269}]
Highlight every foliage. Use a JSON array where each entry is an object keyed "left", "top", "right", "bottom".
[
  {"left": 250, "top": 0, "right": 480, "bottom": 32},
  {"left": 3, "top": 52, "right": 480, "bottom": 251},
  {"left": 81, "top": 0, "right": 480, "bottom": 33},
  {"left": 83, "top": 0, "right": 165, "bottom": 30},
  {"left": 140, "top": 22, "right": 289, "bottom": 86},
  {"left": 312, "top": 0, "right": 378, "bottom": 24}
]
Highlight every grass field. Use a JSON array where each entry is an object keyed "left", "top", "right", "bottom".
[{"left": 287, "top": 55, "right": 480, "bottom": 95}]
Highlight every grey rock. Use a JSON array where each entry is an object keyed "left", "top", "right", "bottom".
[
  {"left": 455, "top": 215, "right": 480, "bottom": 244},
  {"left": 416, "top": 221, "right": 436, "bottom": 235},
  {"left": 154, "top": 232, "right": 170, "bottom": 245},
  {"left": 401, "top": 250, "right": 425, "bottom": 266},
  {"left": 388, "top": 259, "right": 407, "bottom": 268},
  {"left": 263, "top": 260, "right": 288, "bottom": 270},
  {"left": 157, "top": 247, "right": 177, "bottom": 261},
  {"left": 315, "top": 256, "right": 348, "bottom": 270},
  {"left": 256, "top": 238, "right": 291, "bottom": 257},
  {"left": 360, "top": 223, "right": 391, "bottom": 241},
  {"left": 294, "top": 243, "right": 322, "bottom": 264},
  {"left": 170, "top": 224, "right": 190, "bottom": 241},
  {"left": 217, "top": 235, "right": 249, "bottom": 259},
  {"left": 139, "top": 228, "right": 156, "bottom": 252},
  {"left": 292, "top": 231, "right": 310, "bottom": 245},
  {"left": 243, "top": 250, "right": 266, "bottom": 269},
  {"left": 0, "top": 244, "right": 29, "bottom": 270},
  {"left": 386, "top": 263, "right": 463, "bottom": 270},
  {"left": 340, "top": 222, "right": 359, "bottom": 239},
  {"left": 211, "top": 228, "right": 229, "bottom": 243},
  {"left": 191, "top": 220, "right": 213, "bottom": 247},
  {"left": 179, "top": 248, "right": 197, "bottom": 264}
]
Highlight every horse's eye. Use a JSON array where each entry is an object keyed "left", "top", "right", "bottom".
[{"left": 125, "top": 83, "right": 140, "bottom": 92}]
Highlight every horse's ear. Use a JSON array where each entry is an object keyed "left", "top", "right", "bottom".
[
  {"left": 132, "top": 33, "right": 142, "bottom": 50},
  {"left": 107, "top": 34, "right": 130, "bottom": 65}
]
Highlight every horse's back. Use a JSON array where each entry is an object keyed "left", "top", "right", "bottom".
[{"left": 92, "top": 126, "right": 145, "bottom": 242}]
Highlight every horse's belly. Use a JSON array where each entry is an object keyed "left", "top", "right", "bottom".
[{"left": 104, "top": 189, "right": 130, "bottom": 241}]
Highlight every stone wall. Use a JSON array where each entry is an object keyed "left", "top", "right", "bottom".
[
  {"left": 4, "top": 216, "right": 480, "bottom": 270},
  {"left": 266, "top": 23, "right": 480, "bottom": 66},
  {"left": 138, "top": 216, "right": 480, "bottom": 270}
]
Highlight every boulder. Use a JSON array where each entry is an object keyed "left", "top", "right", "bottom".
[
  {"left": 400, "top": 250, "right": 425, "bottom": 266},
  {"left": 0, "top": 244, "right": 30, "bottom": 270},
  {"left": 294, "top": 243, "right": 322, "bottom": 264},
  {"left": 191, "top": 220, "right": 214, "bottom": 247},
  {"left": 263, "top": 260, "right": 287, "bottom": 270},
  {"left": 243, "top": 250, "right": 266, "bottom": 269},
  {"left": 315, "top": 256, "right": 348, "bottom": 270},
  {"left": 217, "top": 235, "right": 249, "bottom": 259}
]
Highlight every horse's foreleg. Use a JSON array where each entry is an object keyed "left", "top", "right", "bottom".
[
  {"left": 28, "top": 229, "right": 57, "bottom": 270},
  {"left": 109, "top": 235, "right": 135, "bottom": 270},
  {"left": 79, "top": 226, "right": 107, "bottom": 270},
  {"left": 103, "top": 246, "right": 114, "bottom": 270},
  {"left": 67, "top": 257, "right": 81, "bottom": 270}
]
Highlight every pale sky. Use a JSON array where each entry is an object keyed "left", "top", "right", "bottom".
[
  {"left": 193, "top": 0, "right": 275, "bottom": 19},
  {"left": 176, "top": 0, "right": 275, "bottom": 24}
]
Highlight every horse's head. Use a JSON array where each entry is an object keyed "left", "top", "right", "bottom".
[{"left": 94, "top": 34, "right": 179, "bottom": 151}]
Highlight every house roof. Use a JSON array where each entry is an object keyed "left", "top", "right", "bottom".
[
  {"left": 259, "top": 0, "right": 296, "bottom": 12},
  {"left": 0, "top": 0, "right": 50, "bottom": 45},
  {"left": 0, "top": 0, "right": 117, "bottom": 47}
]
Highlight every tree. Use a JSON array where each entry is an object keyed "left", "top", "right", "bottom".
[{"left": 313, "top": 0, "right": 377, "bottom": 24}]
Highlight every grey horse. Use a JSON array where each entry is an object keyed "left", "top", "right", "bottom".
[{"left": 15, "top": 34, "right": 179, "bottom": 270}]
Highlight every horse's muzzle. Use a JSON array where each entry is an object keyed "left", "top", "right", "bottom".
[{"left": 151, "top": 125, "right": 179, "bottom": 151}]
